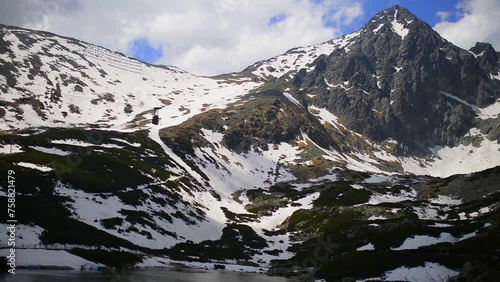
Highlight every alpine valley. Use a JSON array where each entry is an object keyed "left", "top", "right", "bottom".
[{"left": 1, "top": 5, "right": 500, "bottom": 282}]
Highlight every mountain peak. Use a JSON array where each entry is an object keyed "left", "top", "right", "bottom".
[
  {"left": 364, "top": 5, "right": 423, "bottom": 40},
  {"left": 384, "top": 5, "right": 419, "bottom": 21}
]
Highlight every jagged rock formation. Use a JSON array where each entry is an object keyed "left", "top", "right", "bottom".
[{"left": 291, "top": 6, "right": 500, "bottom": 154}]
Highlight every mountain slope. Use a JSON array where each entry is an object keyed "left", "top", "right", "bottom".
[{"left": 0, "top": 24, "right": 261, "bottom": 131}]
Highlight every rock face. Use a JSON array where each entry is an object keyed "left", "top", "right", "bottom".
[{"left": 293, "top": 6, "right": 500, "bottom": 154}]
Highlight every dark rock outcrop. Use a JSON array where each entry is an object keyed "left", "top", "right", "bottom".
[{"left": 294, "top": 5, "right": 500, "bottom": 154}]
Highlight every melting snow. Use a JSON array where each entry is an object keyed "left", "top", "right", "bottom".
[
  {"left": 309, "top": 106, "right": 342, "bottom": 130},
  {"left": 368, "top": 215, "right": 387, "bottom": 220},
  {"left": 54, "top": 181, "right": 224, "bottom": 249},
  {"left": 0, "top": 249, "right": 96, "bottom": 270},
  {"left": 0, "top": 224, "right": 44, "bottom": 246},
  {"left": 283, "top": 92, "right": 303, "bottom": 108},
  {"left": 253, "top": 192, "right": 320, "bottom": 231},
  {"left": 393, "top": 231, "right": 477, "bottom": 250},
  {"left": 468, "top": 50, "right": 485, "bottom": 58},
  {"left": 16, "top": 162, "right": 53, "bottom": 172},
  {"left": 51, "top": 139, "right": 124, "bottom": 149},
  {"left": 373, "top": 150, "right": 398, "bottom": 162},
  {"left": 30, "top": 146, "right": 71, "bottom": 156},
  {"left": 364, "top": 175, "right": 392, "bottom": 183},
  {"left": 368, "top": 189, "right": 416, "bottom": 205},
  {"left": 357, "top": 243, "right": 375, "bottom": 251},
  {"left": 373, "top": 23, "right": 385, "bottom": 34},
  {"left": 195, "top": 129, "right": 299, "bottom": 197},
  {"left": 110, "top": 138, "right": 141, "bottom": 147},
  {"left": 413, "top": 206, "right": 442, "bottom": 220},
  {"left": 401, "top": 131, "right": 500, "bottom": 178},
  {"left": 490, "top": 72, "right": 500, "bottom": 80},
  {"left": 363, "top": 262, "right": 459, "bottom": 282},
  {"left": 430, "top": 195, "right": 462, "bottom": 206},
  {"left": 390, "top": 9, "right": 409, "bottom": 39},
  {"left": 0, "top": 143, "right": 23, "bottom": 154},
  {"left": 251, "top": 31, "right": 361, "bottom": 79},
  {"left": 439, "top": 91, "right": 500, "bottom": 119}
]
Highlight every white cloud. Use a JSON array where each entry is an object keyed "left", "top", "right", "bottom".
[
  {"left": 436, "top": 11, "right": 451, "bottom": 22},
  {"left": 8, "top": 0, "right": 364, "bottom": 76},
  {"left": 434, "top": 0, "right": 500, "bottom": 50}
]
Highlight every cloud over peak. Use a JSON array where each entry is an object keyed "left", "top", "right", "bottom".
[
  {"left": 434, "top": 0, "right": 500, "bottom": 51},
  {"left": 0, "top": 0, "right": 364, "bottom": 76}
]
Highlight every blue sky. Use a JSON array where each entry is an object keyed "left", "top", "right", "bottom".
[
  {"left": 132, "top": 0, "right": 462, "bottom": 65},
  {"left": 1, "top": 0, "right": 499, "bottom": 75},
  {"left": 130, "top": 38, "right": 163, "bottom": 65},
  {"left": 348, "top": 0, "right": 460, "bottom": 33}
]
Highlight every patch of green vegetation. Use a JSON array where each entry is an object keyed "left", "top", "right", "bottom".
[
  {"left": 4, "top": 194, "right": 137, "bottom": 249},
  {"left": 419, "top": 166, "right": 500, "bottom": 203},
  {"left": 244, "top": 188, "right": 290, "bottom": 216},
  {"left": 0, "top": 128, "right": 203, "bottom": 255},
  {"left": 220, "top": 207, "right": 258, "bottom": 223},
  {"left": 292, "top": 144, "right": 336, "bottom": 181},
  {"left": 231, "top": 190, "right": 244, "bottom": 204},
  {"left": 314, "top": 216, "right": 500, "bottom": 281},
  {"left": 271, "top": 171, "right": 500, "bottom": 281},
  {"left": 313, "top": 181, "right": 371, "bottom": 207},
  {"left": 119, "top": 209, "right": 154, "bottom": 227},
  {"left": 166, "top": 224, "right": 266, "bottom": 263},
  {"left": 100, "top": 217, "right": 124, "bottom": 229},
  {"left": 316, "top": 250, "right": 452, "bottom": 280},
  {"left": 115, "top": 189, "right": 147, "bottom": 207},
  {"left": 0, "top": 128, "right": 183, "bottom": 196}
]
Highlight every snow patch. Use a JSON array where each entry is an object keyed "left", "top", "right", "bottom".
[
  {"left": 390, "top": 9, "right": 409, "bottom": 39},
  {"left": 430, "top": 195, "right": 462, "bottom": 206},
  {"left": 357, "top": 243, "right": 375, "bottom": 251},
  {"left": 401, "top": 133, "right": 500, "bottom": 178},
  {"left": 16, "top": 162, "right": 53, "bottom": 172},
  {"left": 373, "top": 23, "right": 385, "bottom": 34},
  {"left": 309, "top": 106, "right": 342, "bottom": 130},
  {"left": 0, "top": 143, "right": 23, "bottom": 154},
  {"left": 51, "top": 139, "right": 124, "bottom": 149},
  {"left": 110, "top": 138, "right": 141, "bottom": 147},
  {"left": 363, "top": 262, "right": 459, "bottom": 282},
  {"left": 30, "top": 146, "right": 71, "bottom": 156},
  {"left": 283, "top": 92, "right": 303, "bottom": 108},
  {"left": 368, "top": 215, "right": 387, "bottom": 221},
  {"left": 368, "top": 189, "right": 416, "bottom": 205},
  {"left": 469, "top": 50, "right": 485, "bottom": 58},
  {"left": 0, "top": 224, "right": 44, "bottom": 246},
  {"left": 439, "top": 91, "right": 500, "bottom": 119},
  {"left": 393, "top": 232, "right": 477, "bottom": 250},
  {"left": 0, "top": 249, "right": 97, "bottom": 270}
]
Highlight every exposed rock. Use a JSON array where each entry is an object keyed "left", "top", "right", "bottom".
[{"left": 293, "top": 5, "right": 500, "bottom": 154}]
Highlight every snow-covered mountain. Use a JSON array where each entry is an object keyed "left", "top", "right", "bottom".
[
  {"left": 1, "top": 5, "right": 500, "bottom": 281},
  {"left": 0, "top": 24, "right": 261, "bottom": 131}
]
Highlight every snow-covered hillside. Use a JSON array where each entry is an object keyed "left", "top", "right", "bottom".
[
  {"left": 0, "top": 26, "right": 261, "bottom": 131},
  {"left": 247, "top": 30, "right": 361, "bottom": 79}
]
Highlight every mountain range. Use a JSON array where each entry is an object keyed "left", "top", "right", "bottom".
[{"left": 0, "top": 5, "right": 499, "bottom": 281}]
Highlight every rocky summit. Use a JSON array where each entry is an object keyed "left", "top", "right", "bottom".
[
  {"left": 291, "top": 6, "right": 500, "bottom": 154},
  {"left": 0, "top": 5, "right": 499, "bottom": 282}
]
